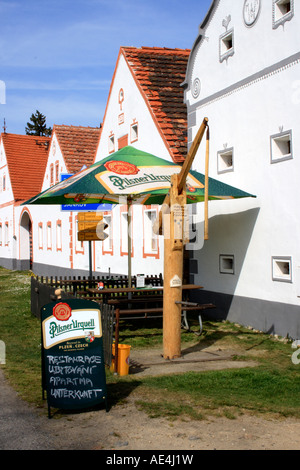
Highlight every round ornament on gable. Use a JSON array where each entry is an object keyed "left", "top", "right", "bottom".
[
  {"left": 243, "top": 0, "right": 261, "bottom": 27},
  {"left": 192, "top": 77, "right": 201, "bottom": 99}
]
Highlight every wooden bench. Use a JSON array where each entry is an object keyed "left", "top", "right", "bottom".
[{"left": 111, "top": 301, "right": 215, "bottom": 374}]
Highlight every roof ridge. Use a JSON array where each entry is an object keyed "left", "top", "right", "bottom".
[
  {"left": 122, "top": 46, "right": 191, "bottom": 53},
  {"left": 53, "top": 124, "right": 100, "bottom": 130},
  {"left": 121, "top": 45, "right": 189, "bottom": 163},
  {"left": 1, "top": 132, "right": 50, "bottom": 139}
]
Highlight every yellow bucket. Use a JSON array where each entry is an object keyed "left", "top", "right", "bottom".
[{"left": 111, "top": 343, "right": 131, "bottom": 376}]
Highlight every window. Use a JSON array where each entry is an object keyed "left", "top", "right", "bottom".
[
  {"left": 108, "top": 134, "right": 115, "bottom": 154},
  {"left": 4, "top": 222, "right": 9, "bottom": 246},
  {"left": 272, "top": 256, "right": 292, "bottom": 283},
  {"left": 3, "top": 174, "right": 5, "bottom": 191},
  {"left": 120, "top": 206, "right": 133, "bottom": 256},
  {"left": 121, "top": 210, "right": 129, "bottom": 255},
  {"left": 38, "top": 223, "right": 43, "bottom": 249},
  {"left": 55, "top": 161, "right": 59, "bottom": 184},
  {"left": 130, "top": 123, "right": 138, "bottom": 143},
  {"left": 217, "top": 147, "right": 234, "bottom": 174},
  {"left": 220, "top": 255, "right": 235, "bottom": 274},
  {"left": 143, "top": 208, "right": 159, "bottom": 258},
  {"left": 75, "top": 216, "right": 84, "bottom": 254},
  {"left": 50, "top": 164, "right": 54, "bottom": 186},
  {"left": 47, "top": 222, "right": 52, "bottom": 250},
  {"left": 219, "top": 29, "right": 234, "bottom": 63},
  {"left": 270, "top": 130, "right": 293, "bottom": 163},
  {"left": 102, "top": 213, "right": 113, "bottom": 254},
  {"left": 56, "top": 221, "right": 62, "bottom": 251},
  {"left": 273, "top": 0, "right": 294, "bottom": 29}
]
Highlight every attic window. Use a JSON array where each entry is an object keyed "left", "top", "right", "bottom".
[
  {"left": 55, "top": 161, "right": 59, "bottom": 184},
  {"left": 270, "top": 130, "right": 293, "bottom": 163},
  {"left": 218, "top": 148, "right": 234, "bottom": 174},
  {"left": 50, "top": 164, "right": 54, "bottom": 186},
  {"left": 273, "top": 0, "right": 294, "bottom": 28},
  {"left": 108, "top": 135, "right": 115, "bottom": 154},
  {"left": 219, "top": 29, "right": 234, "bottom": 63},
  {"left": 131, "top": 123, "right": 138, "bottom": 143}
]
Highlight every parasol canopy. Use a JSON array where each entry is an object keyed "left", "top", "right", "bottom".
[{"left": 22, "top": 146, "right": 255, "bottom": 207}]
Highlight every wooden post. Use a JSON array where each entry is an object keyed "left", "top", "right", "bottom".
[
  {"left": 162, "top": 118, "right": 209, "bottom": 359},
  {"left": 163, "top": 174, "right": 186, "bottom": 359}
]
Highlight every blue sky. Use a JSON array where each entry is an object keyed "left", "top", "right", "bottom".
[{"left": 0, "top": 0, "right": 212, "bottom": 135}]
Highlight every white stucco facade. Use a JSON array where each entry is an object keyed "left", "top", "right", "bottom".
[{"left": 184, "top": 0, "right": 300, "bottom": 337}]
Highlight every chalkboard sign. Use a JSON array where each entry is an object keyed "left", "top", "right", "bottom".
[{"left": 41, "top": 298, "right": 108, "bottom": 418}]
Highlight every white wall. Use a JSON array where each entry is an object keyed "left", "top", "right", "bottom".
[{"left": 185, "top": 0, "right": 300, "bottom": 307}]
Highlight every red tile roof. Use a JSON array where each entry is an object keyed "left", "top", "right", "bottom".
[
  {"left": 1, "top": 133, "right": 50, "bottom": 202},
  {"left": 122, "top": 47, "right": 190, "bottom": 163},
  {"left": 53, "top": 125, "right": 101, "bottom": 174}
]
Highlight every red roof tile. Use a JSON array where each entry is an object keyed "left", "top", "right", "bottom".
[
  {"left": 1, "top": 133, "right": 50, "bottom": 202},
  {"left": 53, "top": 125, "right": 101, "bottom": 174},
  {"left": 122, "top": 47, "right": 190, "bottom": 163}
]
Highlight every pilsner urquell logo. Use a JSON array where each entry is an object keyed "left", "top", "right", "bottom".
[
  {"left": 50, "top": 303, "right": 96, "bottom": 340},
  {"left": 53, "top": 302, "right": 72, "bottom": 321},
  {"left": 104, "top": 160, "right": 139, "bottom": 175}
]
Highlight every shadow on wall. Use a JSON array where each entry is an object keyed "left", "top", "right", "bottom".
[{"left": 189, "top": 206, "right": 260, "bottom": 321}]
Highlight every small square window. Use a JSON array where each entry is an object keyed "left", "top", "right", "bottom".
[
  {"left": 217, "top": 148, "right": 234, "bottom": 174},
  {"left": 273, "top": 0, "right": 294, "bottom": 29},
  {"left": 131, "top": 123, "right": 138, "bottom": 143},
  {"left": 220, "top": 255, "right": 235, "bottom": 274},
  {"left": 219, "top": 29, "right": 234, "bottom": 63},
  {"left": 272, "top": 256, "right": 292, "bottom": 283},
  {"left": 108, "top": 135, "right": 115, "bottom": 153},
  {"left": 270, "top": 130, "right": 293, "bottom": 163}
]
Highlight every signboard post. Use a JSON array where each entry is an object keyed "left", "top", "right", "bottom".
[
  {"left": 77, "top": 212, "right": 108, "bottom": 279},
  {"left": 41, "top": 298, "right": 108, "bottom": 418}
]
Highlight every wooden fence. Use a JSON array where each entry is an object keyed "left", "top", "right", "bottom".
[{"left": 31, "top": 273, "right": 163, "bottom": 367}]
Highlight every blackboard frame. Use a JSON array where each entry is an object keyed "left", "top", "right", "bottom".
[{"left": 41, "top": 298, "right": 108, "bottom": 418}]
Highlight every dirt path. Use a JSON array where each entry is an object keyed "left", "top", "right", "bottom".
[
  {"left": 1, "top": 344, "right": 300, "bottom": 450},
  {"left": 2, "top": 380, "right": 300, "bottom": 451},
  {"left": 38, "top": 393, "right": 300, "bottom": 451}
]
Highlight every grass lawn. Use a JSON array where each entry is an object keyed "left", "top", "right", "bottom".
[{"left": 0, "top": 267, "right": 300, "bottom": 420}]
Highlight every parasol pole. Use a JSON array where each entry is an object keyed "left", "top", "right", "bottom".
[
  {"left": 204, "top": 125, "right": 210, "bottom": 240},
  {"left": 127, "top": 198, "right": 132, "bottom": 288}
]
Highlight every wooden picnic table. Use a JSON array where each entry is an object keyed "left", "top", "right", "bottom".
[
  {"left": 87, "top": 284, "right": 203, "bottom": 295},
  {"left": 86, "top": 284, "right": 215, "bottom": 374}
]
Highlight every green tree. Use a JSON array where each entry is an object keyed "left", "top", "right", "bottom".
[{"left": 25, "top": 110, "right": 52, "bottom": 136}]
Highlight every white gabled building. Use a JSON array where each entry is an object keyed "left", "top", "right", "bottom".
[
  {"left": 0, "top": 133, "right": 50, "bottom": 271},
  {"left": 94, "top": 46, "right": 190, "bottom": 277},
  {"left": 0, "top": 126, "right": 101, "bottom": 277},
  {"left": 183, "top": 0, "right": 300, "bottom": 338},
  {"left": 27, "top": 125, "right": 101, "bottom": 277}
]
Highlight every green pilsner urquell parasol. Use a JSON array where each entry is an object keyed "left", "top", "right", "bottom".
[{"left": 23, "top": 146, "right": 255, "bottom": 207}]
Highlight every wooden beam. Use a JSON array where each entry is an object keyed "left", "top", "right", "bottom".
[
  {"left": 204, "top": 126, "right": 210, "bottom": 240},
  {"left": 177, "top": 117, "right": 209, "bottom": 194},
  {"left": 153, "top": 117, "right": 208, "bottom": 236}
]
